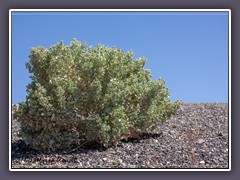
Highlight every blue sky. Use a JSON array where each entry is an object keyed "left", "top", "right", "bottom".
[{"left": 11, "top": 11, "right": 229, "bottom": 104}]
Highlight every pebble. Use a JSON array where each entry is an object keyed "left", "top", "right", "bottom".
[
  {"left": 117, "top": 158, "right": 123, "bottom": 164},
  {"left": 199, "top": 160, "right": 205, "bottom": 165},
  {"left": 197, "top": 138, "right": 205, "bottom": 144},
  {"left": 219, "top": 158, "right": 224, "bottom": 162}
]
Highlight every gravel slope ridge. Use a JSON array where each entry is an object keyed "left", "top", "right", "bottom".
[{"left": 11, "top": 103, "right": 229, "bottom": 169}]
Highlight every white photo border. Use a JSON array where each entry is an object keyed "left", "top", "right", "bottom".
[{"left": 9, "top": 9, "right": 231, "bottom": 171}]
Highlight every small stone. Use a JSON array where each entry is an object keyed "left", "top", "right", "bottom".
[
  {"left": 86, "top": 161, "right": 90, "bottom": 167},
  {"left": 197, "top": 138, "right": 205, "bottom": 144},
  {"left": 134, "top": 154, "right": 139, "bottom": 158},
  {"left": 199, "top": 149, "right": 205, "bottom": 153},
  {"left": 129, "top": 164, "right": 136, "bottom": 168},
  {"left": 79, "top": 162, "right": 83, "bottom": 167},
  {"left": 121, "top": 163, "right": 126, "bottom": 167},
  {"left": 172, "top": 124, "right": 177, "bottom": 128},
  {"left": 117, "top": 158, "right": 123, "bottom": 164},
  {"left": 102, "top": 158, "right": 107, "bottom": 161},
  {"left": 219, "top": 158, "right": 224, "bottom": 162},
  {"left": 199, "top": 160, "right": 205, "bottom": 164}
]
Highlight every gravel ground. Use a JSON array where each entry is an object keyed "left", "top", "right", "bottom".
[{"left": 11, "top": 103, "right": 229, "bottom": 169}]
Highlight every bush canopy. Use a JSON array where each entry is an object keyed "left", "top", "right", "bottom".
[{"left": 13, "top": 39, "right": 180, "bottom": 151}]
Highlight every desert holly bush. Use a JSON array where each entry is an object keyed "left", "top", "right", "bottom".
[{"left": 13, "top": 39, "right": 180, "bottom": 151}]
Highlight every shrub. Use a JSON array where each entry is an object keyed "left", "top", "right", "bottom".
[{"left": 13, "top": 39, "right": 180, "bottom": 151}]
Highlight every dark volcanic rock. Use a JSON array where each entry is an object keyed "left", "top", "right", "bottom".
[{"left": 11, "top": 103, "right": 229, "bottom": 169}]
